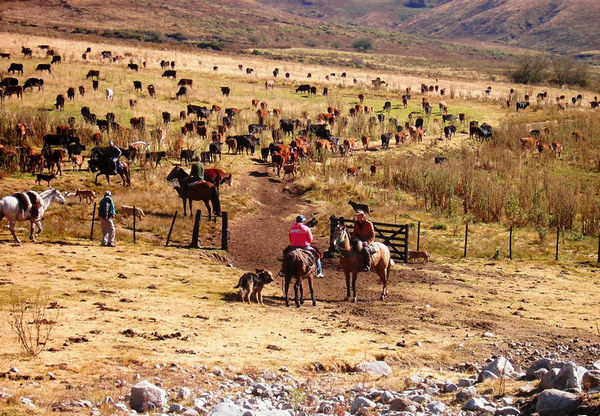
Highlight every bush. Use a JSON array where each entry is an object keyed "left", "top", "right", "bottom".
[
  {"left": 509, "top": 54, "right": 549, "bottom": 84},
  {"left": 9, "top": 291, "right": 59, "bottom": 356},
  {"left": 351, "top": 38, "right": 373, "bottom": 52}
]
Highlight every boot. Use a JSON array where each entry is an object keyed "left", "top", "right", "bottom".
[{"left": 362, "top": 249, "right": 370, "bottom": 272}]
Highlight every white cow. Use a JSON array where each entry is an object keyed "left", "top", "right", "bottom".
[{"left": 105, "top": 88, "right": 114, "bottom": 101}]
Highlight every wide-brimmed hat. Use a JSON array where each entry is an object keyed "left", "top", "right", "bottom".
[
  {"left": 355, "top": 210, "right": 365, "bottom": 216},
  {"left": 296, "top": 214, "right": 306, "bottom": 223}
]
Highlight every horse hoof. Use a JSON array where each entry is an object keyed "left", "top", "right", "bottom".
[
  {"left": 295, "top": 304, "right": 301, "bottom": 308},
  {"left": 312, "top": 302, "right": 317, "bottom": 307},
  {"left": 344, "top": 297, "right": 350, "bottom": 302},
  {"left": 352, "top": 298, "right": 357, "bottom": 303}
]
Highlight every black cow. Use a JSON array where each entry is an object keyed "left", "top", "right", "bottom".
[
  {"left": 92, "top": 80, "right": 99, "bottom": 91},
  {"left": 280, "top": 119, "right": 294, "bottom": 136},
  {"left": 55, "top": 94, "right": 65, "bottom": 111},
  {"left": 133, "top": 80, "right": 142, "bottom": 91},
  {"left": 323, "top": 87, "right": 328, "bottom": 96},
  {"left": 8, "top": 63, "right": 23, "bottom": 74},
  {"left": 177, "top": 78, "right": 193, "bottom": 87},
  {"left": 145, "top": 151, "right": 167, "bottom": 167},
  {"left": 310, "top": 86, "right": 317, "bottom": 95},
  {"left": 295, "top": 84, "right": 311, "bottom": 94},
  {"left": 180, "top": 149, "right": 195, "bottom": 165},
  {"left": 209, "top": 142, "right": 222, "bottom": 161},
  {"left": 230, "top": 135, "right": 257, "bottom": 155},
  {"left": 469, "top": 121, "right": 479, "bottom": 139},
  {"left": 187, "top": 104, "right": 211, "bottom": 119},
  {"left": 162, "top": 70, "right": 176, "bottom": 79},
  {"left": 220, "top": 86, "right": 230, "bottom": 97},
  {"left": 67, "top": 142, "right": 86, "bottom": 157},
  {"left": 0, "top": 77, "right": 19, "bottom": 87},
  {"left": 476, "top": 123, "right": 493, "bottom": 140},
  {"left": 96, "top": 119, "right": 109, "bottom": 132},
  {"left": 415, "top": 117, "right": 424, "bottom": 129},
  {"left": 516, "top": 101, "right": 530, "bottom": 112},
  {"left": 86, "top": 70, "right": 99, "bottom": 80},
  {"left": 101, "top": 51, "right": 112, "bottom": 59},
  {"left": 162, "top": 111, "right": 171, "bottom": 124},
  {"left": 175, "top": 86, "right": 187, "bottom": 99},
  {"left": 51, "top": 55, "right": 62, "bottom": 64},
  {"left": 380, "top": 133, "right": 391, "bottom": 149},
  {"left": 21, "top": 47, "right": 32, "bottom": 58},
  {"left": 442, "top": 114, "right": 456, "bottom": 124},
  {"left": 127, "top": 63, "right": 138, "bottom": 71},
  {"left": 443, "top": 125, "right": 456, "bottom": 140},
  {"left": 36, "top": 64, "right": 51, "bottom": 73},
  {"left": 67, "top": 87, "right": 75, "bottom": 101},
  {"left": 0, "top": 53, "right": 11, "bottom": 59},
  {"left": 248, "top": 124, "right": 268, "bottom": 134},
  {"left": 434, "top": 156, "right": 448, "bottom": 164},
  {"left": 377, "top": 114, "right": 385, "bottom": 124},
  {"left": 23, "top": 77, "right": 44, "bottom": 91},
  {"left": 383, "top": 101, "right": 392, "bottom": 112},
  {"left": 43, "top": 134, "right": 80, "bottom": 148}
]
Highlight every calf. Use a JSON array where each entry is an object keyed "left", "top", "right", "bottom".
[
  {"left": 51, "top": 55, "right": 62, "bottom": 64},
  {"left": 67, "top": 87, "right": 75, "bottom": 101},
  {"left": 516, "top": 101, "right": 530, "bottom": 112},
  {"left": 144, "top": 151, "right": 167, "bottom": 167},
  {"left": 180, "top": 149, "right": 196, "bottom": 165},
  {"left": 443, "top": 125, "right": 456, "bottom": 140},
  {"left": 8, "top": 63, "right": 23, "bottom": 75},
  {"left": 133, "top": 80, "right": 142, "bottom": 91},
  {"left": 282, "top": 163, "right": 297, "bottom": 180},
  {"left": 71, "top": 154, "right": 84, "bottom": 171},
  {"left": 106, "top": 88, "right": 114, "bottom": 101},
  {"left": 55, "top": 94, "right": 65, "bottom": 110},
  {"left": 346, "top": 166, "right": 362, "bottom": 176},
  {"left": 35, "top": 64, "right": 51, "bottom": 73},
  {"left": 220, "top": 86, "right": 230, "bottom": 97}
]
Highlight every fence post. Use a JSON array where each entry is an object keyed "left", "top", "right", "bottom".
[
  {"left": 597, "top": 233, "right": 600, "bottom": 263},
  {"left": 463, "top": 223, "right": 468, "bottom": 258},
  {"left": 555, "top": 226, "right": 560, "bottom": 261},
  {"left": 416, "top": 221, "right": 421, "bottom": 251},
  {"left": 90, "top": 202, "right": 96, "bottom": 240},
  {"left": 165, "top": 211, "right": 178, "bottom": 246},
  {"left": 221, "top": 211, "right": 229, "bottom": 251},
  {"left": 190, "top": 209, "right": 202, "bottom": 248},
  {"left": 133, "top": 205, "right": 136, "bottom": 244},
  {"left": 404, "top": 223, "right": 410, "bottom": 263},
  {"left": 509, "top": 226, "right": 513, "bottom": 260}
]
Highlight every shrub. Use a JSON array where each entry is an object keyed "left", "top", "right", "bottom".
[
  {"left": 351, "top": 38, "right": 373, "bottom": 52},
  {"left": 509, "top": 54, "right": 549, "bottom": 84},
  {"left": 9, "top": 291, "right": 59, "bottom": 356}
]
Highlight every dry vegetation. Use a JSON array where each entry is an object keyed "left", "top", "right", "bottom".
[{"left": 0, "top": 32, "right": 599, "bottom": 413}]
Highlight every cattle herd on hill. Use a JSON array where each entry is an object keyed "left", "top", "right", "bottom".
[{"left": 0, "top": 42, "right": 597, "bottom": 192}]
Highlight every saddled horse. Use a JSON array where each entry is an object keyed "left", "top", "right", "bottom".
[
  {"left": 88, "top": 157, "right": 131, "bottom": 187},
  {"left": 332, "top": 224, "right": 394, "bottom": 302},
  {"left": 281, "top": 249, "right": 317, "bottom": 307},
  {"left": 0, "top": 188, "right": 66, "bottom": 243},
  {"left": 166, "top": 166, "right": 221, "bottom": 218}
]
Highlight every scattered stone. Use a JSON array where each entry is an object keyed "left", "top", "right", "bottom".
[
  {"left": 183, "top": 409, "right": 200, "bottom": 416},
  {"left": 21, "top": 397, "right": 35, "bottom": 409},
  {"left": 427, "top": 401, "right": 446, "bottom": 414},
  {"left": 170, "top": 403, "right": 185, "bottom": 413},
  {"left": 583, "top": 370, "right": 600, "bottom": 391},
  {"left": 535, "top": 389, "right": 579, "bottom": 416},
  {"left": 551, "top": 362, "right": 586, "bottom": 391},
  {"left": 355, "top": 361, "right": 392, "bottom": 376},
  {"left": 178, "top": 387, "right": 192, "bottom": 400},
  {"left": 389, "top": 397, "right": 416, "bottom": 411},
  {"left": 478, "top": 356, "right": 514, "bottom": 381},
  {"left": 129, "top": 380, "right": 168, "bottom": 412},
  {"left": 458, "top": 378, "right": 476, "bottom": 387},
  {"left": 462, "top": 397, "right": 492, "bottom": 412},
  {"left": 208, "top": 399, "right": 246, "bottom": 416},
  {"left": 456, "top": 386, "right": 476, "bottom": 403},
  {"left": 496, "top": 406, "right": 521, "bottom": 415},
  {"left": 540, "top": 368, "right": 560, "bottom": 390},
  {"left": 350, "top": 396, "right": 376, "bottom": 414},
  {"left": 380, "top": 390, "right": 395, "bottom": 403},
  {"left": 444, "top": 383, "right": 458, "bottom": 392}
]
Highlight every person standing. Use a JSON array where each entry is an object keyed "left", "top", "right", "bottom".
[
  {"left": 352, "top": 210, "right": 375, "bottom": 271},
  {"left": 288, "top": 214, "right": 324, "bottom": 278},
  {"left": 99, "top": 191, "right": 117, "bottom": 247},
  {"left": 107, "top": 141, "right": 122, "bottom": 174}
]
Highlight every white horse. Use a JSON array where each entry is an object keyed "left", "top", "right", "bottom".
[{"left": 0, "top": 188, "right": 66, "bottom": 243}]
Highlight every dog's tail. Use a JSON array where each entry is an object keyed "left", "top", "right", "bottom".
[{"left": 234, "top": 276, "right": 243, "bottom": 288}]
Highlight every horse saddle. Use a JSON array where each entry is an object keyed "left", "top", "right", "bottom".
[{"left": 12, "top": 191, "right": 41, "bottom": 219}]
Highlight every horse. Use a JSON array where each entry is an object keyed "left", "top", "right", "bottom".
[
  {"left": 88, "top": 158, "right": 131, "bottom": 187},
  {"left": 166, "top": 166, "right": 221, "bottom": 219},
  {"left": 332, "top": 224, "right": 393, "bottom": 302},
  {"left": 0, "top": 188, "right": 66, "bottom": 243},
  {"left": 281, "top": 249, "right": 317, "bottom": 307}
]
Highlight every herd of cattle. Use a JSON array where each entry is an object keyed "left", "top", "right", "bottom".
[{"left": 0, "top": 43, "right": 597, "bottom": 188}]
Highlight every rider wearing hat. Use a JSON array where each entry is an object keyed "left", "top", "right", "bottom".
[
  {"left": 353, "top": 210, "right": 375, "bottom": 271},
  {"left": 107, "top": 141, "right": 122, "bottom": 175},
  {"left": 287, "top": 214, "right": 324, "bottom": 278}
]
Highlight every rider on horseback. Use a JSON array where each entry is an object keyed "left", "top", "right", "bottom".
[
  {"left": 353, "top": 210, "right": 375, "bottom": 271},
  {"left": 107, "top": 141, "right": 122, "bottom": 174},
  {"left": 283, "top": 214, "right": 325, "bottom": 278}
]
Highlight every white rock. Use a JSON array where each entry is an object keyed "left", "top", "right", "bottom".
[
  {"left": 355, "top": 361, "right": 392, "bottom": 376},
  {"left": 207, "top": 399, "right": 246, "bottom": 416},
  {"left": 535, "top": 389, "right": 579, "bottom": 416},
  {"left": 427, "top": 401, "right": 446, "bottom": 414},
  {"left": 350, "top": 396, "right": 376, "bottom": 414},
  {"left": 178, "top": 387, "right": 192, "bottom": 400},
  {"left": 129, "top": 380, "right": 168, "bottom": 412},
  {"left": 21, "top": 397, "right": 35, "bottom": 409},
  {"left": 496, "top": 406, "right": 521, "bottom": 415}
]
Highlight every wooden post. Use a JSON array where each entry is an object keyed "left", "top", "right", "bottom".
[
  {"left": 404, "top": 223, "right": 410, "bottom": 263},
  {"left": 133, "top": 205, "right": 136, "bottom": 244},
  {"left": 555, "top": 226, "right": 560, "bottom": 261},
  {"left": 90, "top": 202, "right": 96, "bottom": 240},
  {"left": 597, "top": 232, "right": 600, "bottom": 263},
  {"left": 165, "top": 211, "right": 178, "bottom": 246},
  {"left": 416, "top": 221, "right": 421, "bottom": 251},
  {"left": 509, "top": 226, "right": 513, "bottom": 260},
  {"left": 190, "top": 209, "right": 202, "bottom": 248},
  {"left": 221, "top": 211, "right": 229, "bottom": 251},
  {"left": 463, "top": 223, "right": 468, "bottom": 258}
]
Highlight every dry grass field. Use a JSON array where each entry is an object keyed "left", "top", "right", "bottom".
[{"left": 0, "top": 32, "right": 600, "bottom": 414}]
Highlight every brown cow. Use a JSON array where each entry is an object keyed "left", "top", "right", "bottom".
[
  {"left": 358, "top": 93, "right": 365, "bottom": 103},
  {"left": 282, "top": 163, "right": 297, "bottom": 180},
  {"left": 225, "top": 137, "right": 237, "bottom": 154},
  {"left": 361, "top": 135, "right": 370, "bottom": 150},
  {"left": 370, "top": 163, "right": 378, "bottom": 176},
  {"left": 347, "top": 166, "right": 362, "bottom": 176},
  {"left": 251, "top": 99, "right": 259, "bottom": 108},
  {"left": 520, "top": 137, "right": 539, "bottom": 151}
]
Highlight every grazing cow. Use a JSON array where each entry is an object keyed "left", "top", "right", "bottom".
[
  {"left": 213, "top": 65, "right": 218, "bottom": 71},
  {"left": 55, "top": 94, "right": 65, "bottom": 110},
  {"left": 557, "top": 102, "right": 567, "bottom": 111},
  {"left": 177, "top": 78, "right": 193, "bottom": 88},
  {"left": 358, "top": 93, "right": 365, "bottom": 103},
  {"left": 0, "top": 53, "right": 11, "bottom": 59},
  {"left": 265, "top": 79, "right": 274, "bottom": 90},
  {"left": 280, "top": 119, "right": 295, "bottom": 136},
  {"left": 51, "top": 55, "right": 62, "bottom": 64},
  {"left": 129, "top": 99, "right": 137, "bottom": 108},
  {"left": 145, "top": 151, "right": 167, "bottom": 167},
  {"left": 8, "top": 63, "right": 23, "bottom": 74},
  {"left": 35, "top": 64, "right": 51, "bottom": 73},
  {"left": 105, "top": 88, "right": 114, "bottom": 101},
  {"left": 550, "top": 142, "right": 563, "bottom": 158},
  {"left": 246, "top": 68, "right": 253, "bottom": 74},
  {"left": 180, "top": 149, "right": 195, "bottom": 165},
  {"left": 3, "top": 85, "right": 22, "bottom": 100},
  {"left": 86, "top": 70, "right": 99, "bottom": 80},
  {"left": 92, "top": 80, "right": 99, "bottom": 91},
  {"left": 129, "top": 116, "right": 145, "bottom": 131},
  {"left": 377, "top": 113, "right": 385, "bottom": 124},
  {"left": 21, "top": 47, "right": 33, "bottom": 58},
  {"left": 380, "top": 133, "right": 391, "bottom": 149},
  {"left": 23, "top": 77, "right": 44, "bottom": 91},
  {"left": 67, "top": 142, "right": 86, "bottom": 157},
  {"left": 442, "top": 114, "right": 455, "bottom": 124},
  {"left": 395, "top": 132, "right": 407, "bottom": 145},
  {"left": 516, "top": 101, "right": 530, "bottom": 112},
  {"left": 78, "top": 85, "right": 85, "bottom": 96},
  {"left": 415, "top": 117, "right": 424, "bottom": 130},
  {"left": 370, "top": 163, "right": 378, "bottom": 176},
  {"left": 162, "top": 70, "right": 176, "bottom": 79},
  {"left": 347, "top": 166, "right": 361, "bottom": 176},
  {"left": 147, "top": 84, "right": 156, "bottom": 97},
  {"left": 127, "top": 63, "right": 138, "bottom": 71},
  {"left": 459, "top": 113, "right": 466, "bottom": 124},
  {"left": 187, "top": 104, "right": 211, "bottom": 119},
  {"left": 42, "top": 147, "right": 65, "bottom": 176},
  {"left": 162, "top": 111, "right": 171, "bottom": 124},
  {"left": 220, "top": 86, "right": 230, "bottom": 97},
  {"left": 133, "top": 80, "right": 142, "bottom": 91},
  {"left": 476, "top": 123, "right": 493, "bottom": 140},
  {"left": 348, "top": 200, "right": 370, "bottom": 214},
  {"left": 469, "top": 121, "right": 479, "bottom": 139},
  {"left": 175, "top": 86, "right": 187, "bottom": 99},
  {"left": 295, "top": 84, "right": 311, "bottom": 94},
  {"left": 310, "top": 86, "right": 317, "bottom": 95},
  {"left": 101, "top": 51, "right": 112, "bottom": 59},
  {"left": 197, "top": 125, "right": 207, "bottom": 139},
  {"left": 209, "top": 141, "right": 222, "bottom": 161},
  {"left": 443, "top": 125, "right": 456, "bottom": 140},
  {"left": 249, "top": 124, "right": 268, "bottom": 134},
  {"left": 383, "top": 101, "right": 392, "bottom": 112},
  {"left": 434, "top": 156, "right": 448, "bottom": 164}
]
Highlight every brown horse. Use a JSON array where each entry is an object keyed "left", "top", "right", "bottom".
[
  {"left": 281, "top": 249, "right": 317, "bottom": 307},
  {"left": 332, "top": 224, "right": 393, "bottom": 302},
  {"left": 166, "top": 166, "right": 221, "bottom": 218}
]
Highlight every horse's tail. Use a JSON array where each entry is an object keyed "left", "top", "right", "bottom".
[{"left": 210, "top": 185, "right": 221, "bottom": 216}]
